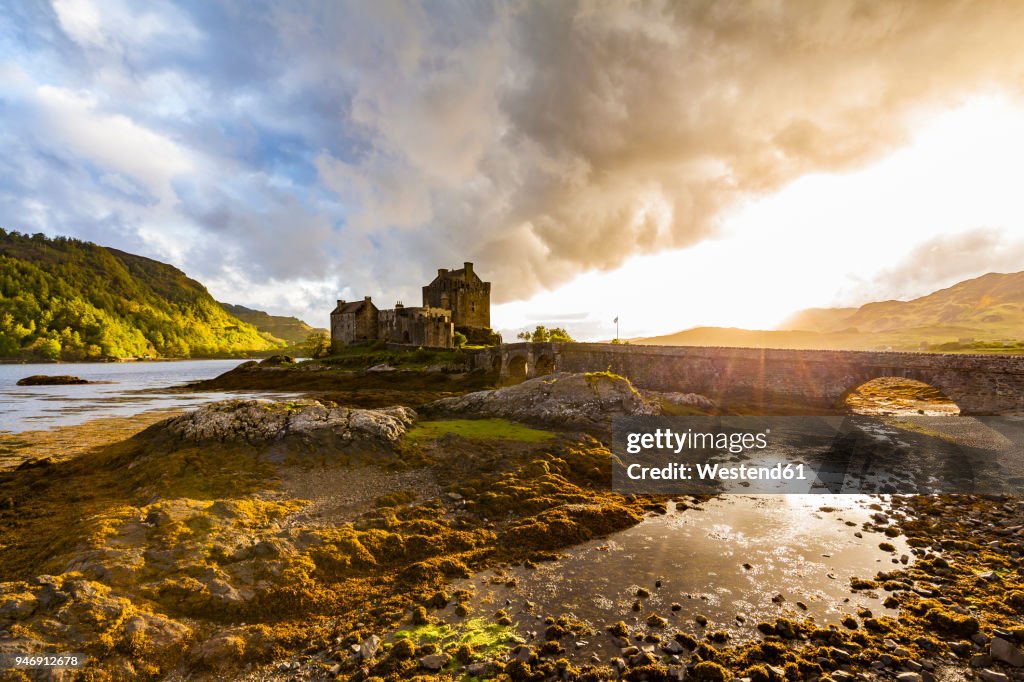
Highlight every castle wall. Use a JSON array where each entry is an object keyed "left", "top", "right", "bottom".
[
  {"left": 379, "top": 306, "right": 453, "bottom": 348},
  {"left": 330, "top": 299, "right": 379, "bottom": 349}
]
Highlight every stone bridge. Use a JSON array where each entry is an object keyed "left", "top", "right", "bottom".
[{"left": 466, "top": 342, "right": 1024, "bottom": 414}]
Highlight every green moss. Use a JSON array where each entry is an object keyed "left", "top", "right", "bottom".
[
  {"left": 405, "top": 418, "right": 555, "bottom": 443},
  {"left": 691, "top": 661, "right": 729, "bottom": 681},
  {"left": 392, "top": 617, "right": 516, "bottom": 658},
  {"left": 375, "top": 490, "right": 418, "bottom": 508}
]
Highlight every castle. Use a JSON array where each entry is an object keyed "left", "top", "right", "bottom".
[{"left": 330, "top": 262, "right": 491, "bottom": 350}]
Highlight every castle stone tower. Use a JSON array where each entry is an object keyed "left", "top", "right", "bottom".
[{"left": 422, "top": 262, "right": 490, "bottom": 330}]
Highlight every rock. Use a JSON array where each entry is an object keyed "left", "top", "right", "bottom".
[
  {"left": 0, "top": 595, "right": 37, "bottom": 619},
  {"left": 991, "top": 637, "right": 1024, "bottom": 667},
  {"left": 651, "top": 391, "right": 717, "bottom": 411},
  {"left": 466, "top": 661, "right": 499, "bottom": 676},
  {"left": 359, "top": 634, "right": 381, "bottom": 660},
  {"left": 419, "top": 653, "right": 448, "bottom": 670},
  {"left": 156, "top": 399, "right": 416, "bottom": 453},
  {"left": 16, "top": 375, "right": 93, "bottom": 386},
  {"left": 366, "top": 363, "right": 396, "bottom": 372},
  {"left": 512, "top": 645, "right": 533, "bottom": 663},
  {"left": 896, "top": 673, "right": 921, "bottom": 682},
  {"left": 191, "top": 631, "right": 248, "bottom": 668},
  {"left": 121, "top": 612, "right": 192, "bottom": 654},
  {"left": 663, "top": 640, "right": 685, "bottom": 654},
  {"left": 259, "top": 355, "right": 295, "bottom": 366},
  {"left": 427, "top": 372, "right": 658, "bottom": 426},
  {"left": 979, "top": 670, "right": 1009, "bottom": 682},
  {"left": 971, "top": 653, "right": 992, "bottom": 668}
]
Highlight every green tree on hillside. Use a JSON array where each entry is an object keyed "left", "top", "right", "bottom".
[
  {"left": 0, "top": 228, "right": 282, "bottom": 360},
  {"left": 303, "top": 331, "right": 332, "bottom": 358}
]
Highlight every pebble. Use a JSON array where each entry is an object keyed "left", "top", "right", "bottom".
[
  {"left": 663, "top": 640, "right": 685, "bottom": 654},
  {"left": 466, "top": 661, "right": 499, "bottom": 676},
  {"left": 358, "top": 634, "right": 381, "bottom": 660},
  {"left": 419, "top": 653, "right": 448, "bottom": 671},
  {"left": 979, "top": 670, "right": 1010, "bottom": 682},
  {"left": 895, "top": 673, "right": 921, "bottom": 682}
]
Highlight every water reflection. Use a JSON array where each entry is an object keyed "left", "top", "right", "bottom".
[{"left": 455, "top": 495, "right": 909, "bottom": 658}]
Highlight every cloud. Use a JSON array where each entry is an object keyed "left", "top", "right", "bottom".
[
  {"left": 856, "top": 228, "right": 1024, "bottom": 303},
  {"left": 5, "top": 1, "right": 1024, "bottom": 323},
  {"left": 307, "top": 1, "right": 1024, "bottom": 302}
]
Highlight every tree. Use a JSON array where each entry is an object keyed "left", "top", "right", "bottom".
[
  {"left": 453, "top": 330, "right": 468, "bottom": 348},
  {"left": 547, "top": 327, "right": 574, "bottom": 343},
  {"left": 303, "top": 331, "right": 332, "bottom": 358},
  {"left": 516, "top": 325, "right": 575, "bottom": 343}
]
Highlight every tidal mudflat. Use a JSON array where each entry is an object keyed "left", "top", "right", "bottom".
[{"left": 0, "top": 365, "right": 1022, "bottom": 681}]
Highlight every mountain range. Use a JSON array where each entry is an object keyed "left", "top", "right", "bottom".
[
  {"left": 633, "top": 271, "right": 1024, "bottom": 352},
  {"left": 220, "top": 303, "right": 327, "bottom": 346}
]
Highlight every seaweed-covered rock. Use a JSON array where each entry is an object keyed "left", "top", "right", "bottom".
[
  {"left": 155, "top": 400, "right": 416, "bottom": 451},
  {"left": 259, "top": 355, "right": 295, "bottom": 366},
  {"left": 649, "top": 391, "right": 716, "bottom": 411},
  {"left": 427, "top": 372, "right": 657, "bottom": 426},
  {"left": 16, "top": 375, "right": 93, "bottom": 386}
]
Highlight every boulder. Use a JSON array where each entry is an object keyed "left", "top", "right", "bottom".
[
  {"left": 154, "top": 400, "right": 416, "bottom": 454},
  {"left": 427, "top": 372, "right": 657, "bottom": 426}
]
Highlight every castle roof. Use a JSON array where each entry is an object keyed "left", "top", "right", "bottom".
[
  {"left": 426, "top": 262, "right": 486, "bottom": 287},
  {"left": 331, "top": 298, "right": 376, "bottom": 315}
]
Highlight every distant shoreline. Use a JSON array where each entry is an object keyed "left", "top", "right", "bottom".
[{"left": 0, "top": 354, "right": 286, "bottom": 365}]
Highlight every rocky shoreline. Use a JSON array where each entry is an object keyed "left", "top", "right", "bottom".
[{"left": 0, "top": 370, "right": 1020, "bottom": 681}]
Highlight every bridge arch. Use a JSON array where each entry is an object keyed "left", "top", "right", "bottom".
[
  {"left": 534, "top": 354, "right": 555, "bottom": 377},
  {"left": 506, "top": 355, "right": 528, "bottom": 383},
  {"left": 840, "top": 376, "right": 961, "bottom": 415}
]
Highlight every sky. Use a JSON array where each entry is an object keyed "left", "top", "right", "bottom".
[{"left": 3, "top": 1, "right": 1024, "bottom": 341}]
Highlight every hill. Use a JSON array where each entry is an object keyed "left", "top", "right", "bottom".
[
  {"left": 0, "top": 230, "right": 283, "bottom": 360},
  {"left": 808, "top": 271, "right": 1024, "bottom": 338},
  {"left": 632, "top": 271, "right": 1024, "bottom": 352},
  {"left": 629, "top": 326, "right": 866, "bottom": 350},
  {"left": 220, "top": 303, "right": 326, "bottom": 346}
]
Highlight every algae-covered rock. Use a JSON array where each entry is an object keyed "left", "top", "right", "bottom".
[
  {"left": 16, "top": 374, "right": 94, "bottom": 386},
  {"left": 427, "top": 372, "right": 657, "bottom": 427},
  {"left": 154, "top": 399, "right": 416, "bottom": 451}
]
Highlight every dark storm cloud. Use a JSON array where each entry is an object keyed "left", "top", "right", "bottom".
[{"left": 4, "top": 0, "right": 1024, "bottom": 321}]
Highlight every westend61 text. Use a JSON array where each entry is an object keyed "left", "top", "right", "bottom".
[{"left": 625, "top": 462, "right": 807, "bottom": 481}]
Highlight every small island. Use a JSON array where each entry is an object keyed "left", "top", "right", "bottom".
[{"left": 16, "top": 375, "right": 97, "bottom": 386}]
